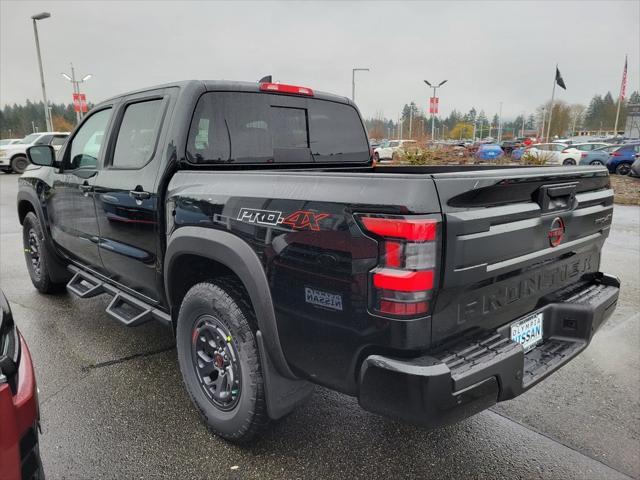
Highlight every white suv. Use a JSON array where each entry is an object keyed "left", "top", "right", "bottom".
[
  {"left": 0, "top": 132, "right": 69, "bottom": 174},
  {"left": 559, "top": 142, "right": 610, "bottom": 165},
  {"left": 374, "top": 139, "right": 417, "bottom": 162}
]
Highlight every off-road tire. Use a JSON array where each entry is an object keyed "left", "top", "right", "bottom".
[
  {"left": 176, "top": 279, "right": 268, "bottom": 443},
  {"left": 22, "top": 212, "right": 66, "bottom": 294}
]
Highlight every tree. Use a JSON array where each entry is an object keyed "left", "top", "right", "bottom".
[
  {"left": 568, "top": 104, "right": 586, "bottom": 135},
  {"left": 526, "top": 114, "right": 535, "bottom": 130},
  {"left": 52, "top": 115, "right": 74, "bottom": 132},
  {"left": 449, "top": 122, "right": 473, "bottom": 140}
]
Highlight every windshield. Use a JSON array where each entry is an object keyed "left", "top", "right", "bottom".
[
  {"left": 596, "top": 145, "right": 616, "bottom": 152},
  {"left": 19, "top": 134, "right": 41, "bottom": 144}
]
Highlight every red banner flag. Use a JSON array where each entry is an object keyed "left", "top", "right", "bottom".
[
  {"left": 72, "top": 93, "right": 81, "bottom": 112},
  {"left": 79, "top": 93, "right": 88, "bottom": 113},
  {"left": 429, "top": 97, "right": 439, "bottom": 114}
]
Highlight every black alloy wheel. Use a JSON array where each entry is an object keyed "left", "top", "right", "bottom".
[{"left": 191, "top": 315, "right": 242, "bottom": 411}]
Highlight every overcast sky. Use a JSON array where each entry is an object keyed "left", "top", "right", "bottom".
[{"left": 1, "top": 0, "right": 639, "bottom": 120}]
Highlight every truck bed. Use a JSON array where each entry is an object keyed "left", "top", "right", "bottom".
[{"left": 169, "top": 164, "right": 613, "bottom": 391}]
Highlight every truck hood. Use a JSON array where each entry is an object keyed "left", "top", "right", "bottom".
[{"left": 0, "top": 144, "right": 29, "bottom": 153}]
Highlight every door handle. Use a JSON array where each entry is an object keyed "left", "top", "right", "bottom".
[
  {"left": 79, "top": 183, "right": 93, "bottom": 193},
  {"left": 129, "top": 189, "right": 151, "bottom": 200}
]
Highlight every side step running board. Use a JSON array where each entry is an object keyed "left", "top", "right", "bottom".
[{"left": 66, "top": 265, "right": 170, "bottom": 327}]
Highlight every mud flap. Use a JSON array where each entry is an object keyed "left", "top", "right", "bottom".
[{"left": 256, "top": 330, "right": 314, "bottom": 420}]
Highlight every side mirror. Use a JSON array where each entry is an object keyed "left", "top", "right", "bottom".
[{"left": 26, "top": 145, "right": 56, "bottom": 167}]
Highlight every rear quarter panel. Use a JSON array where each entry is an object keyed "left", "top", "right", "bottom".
[{"left": 166, "top": 170, "right": 440, "bottom": 393}]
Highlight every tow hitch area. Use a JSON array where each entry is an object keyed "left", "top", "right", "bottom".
[{"left": 358, "top": 274, "right": 619, "bottom": 428}]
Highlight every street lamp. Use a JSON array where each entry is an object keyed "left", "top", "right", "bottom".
[
  {"left": 423, "top": 79, "right": 447, "bottom": 141},
  {"left": 352, "top": 68, "right": 370, "bottom": 103},
  {"left": 497, "top": 102, "right": 503, "bottom": 143},
  {"left": 62, "top": 64, "right": 92, "bottom": 123},
  {"left": 31, "top": 12, "right": 53, "bottom": 132}
]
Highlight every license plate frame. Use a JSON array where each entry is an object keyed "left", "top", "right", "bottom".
[{"left": 510, "top": 312, "right": 544, "bottom": 352}]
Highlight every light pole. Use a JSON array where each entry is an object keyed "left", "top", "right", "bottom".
[
  {"left": 423, "top": 79, "right": 447, "bottom": 141},
  {"left": 62, "top": 64, "right": 92, "bottom": 123},
  {"left": 31, "top": 12, "right": 52, "bottom": 132},
  {"left": 352, "top": 68, "right": 370, "bottom": 103},
  {"left": 497, "top": 102, "right": 503, "bottom": 142}
]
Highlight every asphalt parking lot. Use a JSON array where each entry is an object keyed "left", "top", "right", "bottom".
[{"left": 0, "top": 172, "right": 638, "bottom": 479}]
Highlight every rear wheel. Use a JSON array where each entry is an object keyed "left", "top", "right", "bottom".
[
  {"left": 176, "top": 280, "right": 268, "bottom": 443},
  {"left": 22, "top": 212, "right": 66, "bottom": 294},
  {"left": 11, "top": 155, "right": 29, "bottom": 174},
  {"left": 563, "top": 158, "right": 576, "bottom": 166},
  {"left": 615, "top": 163, "right": 631, "bottom": 175},
  {"left": 373, "top": 152, "right": 380, "bottom": 162}
]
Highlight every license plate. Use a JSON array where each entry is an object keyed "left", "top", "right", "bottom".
[{"left": 511, "top": 313, "right": 543, "bottom": 352}]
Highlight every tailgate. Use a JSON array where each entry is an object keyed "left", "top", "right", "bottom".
[{"left": 430, "top": 166, "right": 613, "bottom": 344}]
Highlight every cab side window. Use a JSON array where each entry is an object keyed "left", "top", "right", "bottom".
[
  {"left": 64, "top": 108, "right": 112, "bottom": 171},
  {"left": 111, "top": 99, "right": 164, "bottom": 169},
  {"left": 34, "top": 135, "right": 53, "bottom": 145},
  {"left": 50, "top": 135, "right": 68, "bottom": 147}
]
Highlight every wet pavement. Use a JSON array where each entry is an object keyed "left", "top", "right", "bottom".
[{"left": 1, "top": 173, "right": 638, "bottom": 479}]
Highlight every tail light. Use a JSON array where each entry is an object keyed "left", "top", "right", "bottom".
[
  {"left": 260, "top": 82, "right": 314, "bottom": 96},
  {"left": 358, "top": 215, "right": 440, "bottom": 318},
  {"left": 610, "top": 151, "right": 622, "bottom": 156},
  {"left": 581, "top": 152, "right": 588, "bottom": 158}
]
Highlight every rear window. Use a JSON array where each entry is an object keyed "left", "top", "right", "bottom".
[{"left": 186, "top": 92, "right": 369, "bottom": 164}]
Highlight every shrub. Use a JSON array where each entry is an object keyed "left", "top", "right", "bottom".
[{"left": 522, "top": 150, "right": 553, "bottom": 166}]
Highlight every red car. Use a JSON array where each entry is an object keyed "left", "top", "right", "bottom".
[{"left": 0, "top": 290, "right": 44, "bottom": 480}]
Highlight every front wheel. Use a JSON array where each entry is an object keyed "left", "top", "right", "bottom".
[
  {"left": 373, "top": 152, "right": 380, "bottom": 162},
  {"left": 615, "top": 163, "right": 631, "bottom": 175},
  {"left": 563, "top": 158, "right": 576, "bottom": 166},
  {"left": 590, "top": 160, "right": 604, "bottom": 166},
  {"left": 22, "top": 212, "right": 66, "bottom": 294},
  {"left": 176, "top": 280, "right": 268, "bottom": 443},
  {"left": 11, "top": 155, "right": 29, "bottom": 174}
]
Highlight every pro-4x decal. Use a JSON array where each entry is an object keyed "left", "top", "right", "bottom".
[{"left": 237, "top": 208, "right": 329, "bottom": 231}]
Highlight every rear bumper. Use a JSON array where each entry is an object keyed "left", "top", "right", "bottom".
[{"left": 358, "top": 273, "right": 620, "bottom": 428}]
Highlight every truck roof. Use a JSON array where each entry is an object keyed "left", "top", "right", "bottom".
[{"left": 99, "top": 79, "right": 353, "bottom": 107}]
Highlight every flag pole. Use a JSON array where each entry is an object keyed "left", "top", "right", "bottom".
[
  {"left": 545, "top": 64, "right": 558, "bottom": 143},
  {"left": 613, "top": 54, "right": 627, "bottom": 137}
]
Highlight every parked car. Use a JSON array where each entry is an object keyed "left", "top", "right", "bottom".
[
  {"left": 373, "top": 139, "right": 417, "bottom": 161},
  {"left": 0, "top": 132, "right": 69, "bottom": 174},
  {"left": 499, "top": 141, "right": 520, "bottom": 155},
  {"left": 475, "top": 143, "right": 504, "bottom": 160},
  {"left": 0, "top": 139, "right": 22, "bottom": 147},
  {"left": 606, "top": 143, "right": 640, "bottom": 175},
  {"left": 524, "top": 143, "right": 568, "bottom": 165},
  {"left": 21, "top": 79, "right": 619, "bottom": 444},
  {"left": 512, "top": 146, "right": 526, "bottom": 161},
  {"left": 560, "top": 143, "right": 610, "bottom": 165},
  {"left": 630, "top": 154, "right": 640, "bottom": 177},
  {"left": 578, "top": 145, "right": 620, "bottom": 166},
  {"left": 0, "top": 289, "right": 44, "bottom": 479}
]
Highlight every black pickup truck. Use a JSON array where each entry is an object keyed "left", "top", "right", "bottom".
[{"left": 19, "top": 80, "right": 620, "bottom": 442}]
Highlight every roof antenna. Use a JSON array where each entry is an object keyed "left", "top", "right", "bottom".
[{"left": 258, "top": 75, "right": 272, "bottom": 83}]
